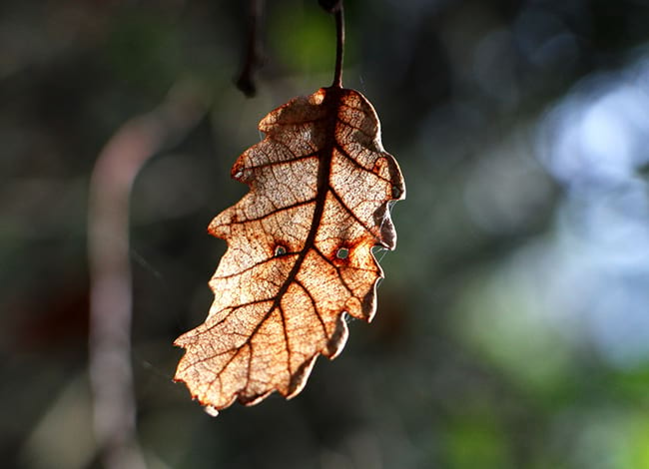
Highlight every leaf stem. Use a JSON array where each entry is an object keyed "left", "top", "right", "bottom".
[{"left": 332, "top": 3, "right": 345, "bottom": 88}]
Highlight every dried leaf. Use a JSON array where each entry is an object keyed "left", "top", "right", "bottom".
[{"left": 174, "top": 87, "right": 405, "bottom": 414}]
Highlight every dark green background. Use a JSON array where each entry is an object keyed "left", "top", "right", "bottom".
[{"left": 2, "top": 0, "right": 649, "bottom": 468}]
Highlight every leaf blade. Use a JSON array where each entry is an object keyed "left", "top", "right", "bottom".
[{"left": 174, "top": 87, "right": 405, "bottom": 413}]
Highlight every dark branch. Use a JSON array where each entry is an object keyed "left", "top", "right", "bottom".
[
  {"left": 318, "top": 0, "right": 342, "bottom": 13},
  {"left": 236, "top": 0, "right": 265, "bottom": 97}
]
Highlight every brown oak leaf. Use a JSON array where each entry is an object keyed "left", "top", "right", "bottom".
[{"left": 174, "top": 87, "right": 405, "bottom": 415}]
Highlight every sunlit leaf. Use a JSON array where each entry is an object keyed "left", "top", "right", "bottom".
[{"left": 174, "top": 86, "right": 405, "bottom": 414}]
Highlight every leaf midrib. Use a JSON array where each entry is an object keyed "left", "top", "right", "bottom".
[{"left": 267, "top": 87, "right": 341, "bottom": 318}]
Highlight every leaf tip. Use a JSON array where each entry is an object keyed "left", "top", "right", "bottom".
[{"left": 203, "top": 405, "right": 220, "bottom": 417}]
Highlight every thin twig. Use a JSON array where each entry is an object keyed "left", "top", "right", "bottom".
[
  {"left": 88, "top": 82, "right": 204, "bottom": 469},
  {"left": 236, "top": 0, "right": 264, "bottom": 97}
]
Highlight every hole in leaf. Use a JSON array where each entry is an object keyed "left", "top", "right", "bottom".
[
  {"left": 275, "top": 245, "right": 287, "bottom": 256},
  {"left": 336, "top": 247, "right": 349, "bottom": 259},
  {"left": 392, "top": 185, "right": 401, "bottom": 198}
]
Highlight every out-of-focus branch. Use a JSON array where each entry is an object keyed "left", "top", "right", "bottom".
[
  {"left": 88, "top": 82, "right": 205, "bottom": 469},
  {"left": 236, "top": 0, "right": 265, "bottom": 97}
]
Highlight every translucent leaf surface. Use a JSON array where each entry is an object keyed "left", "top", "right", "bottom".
[{"left": 174, "top": 87, "right": 405, "bottom": 413}]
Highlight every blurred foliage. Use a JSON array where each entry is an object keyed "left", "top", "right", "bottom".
[{"left": 2, "top": 0, "right": 649, "bottom": 468}]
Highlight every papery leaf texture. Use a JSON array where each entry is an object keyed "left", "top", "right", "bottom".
[{"left": 174, "top": 87, "right": 405, "bottom": 414}]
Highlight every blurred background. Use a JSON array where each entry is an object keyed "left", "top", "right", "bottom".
[{"left": 2, "top": 0, "right": 649, "bottom": 468}]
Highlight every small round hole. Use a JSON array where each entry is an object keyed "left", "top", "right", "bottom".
[
  {"left": 392, "top": 185, "right": 402, "bottom": 198},
  {"left": 275, "top": 245, "right": 287, "bottom": 256},
  {"left": 336, "top": 247, "right": 349, "bottom": 259}
]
